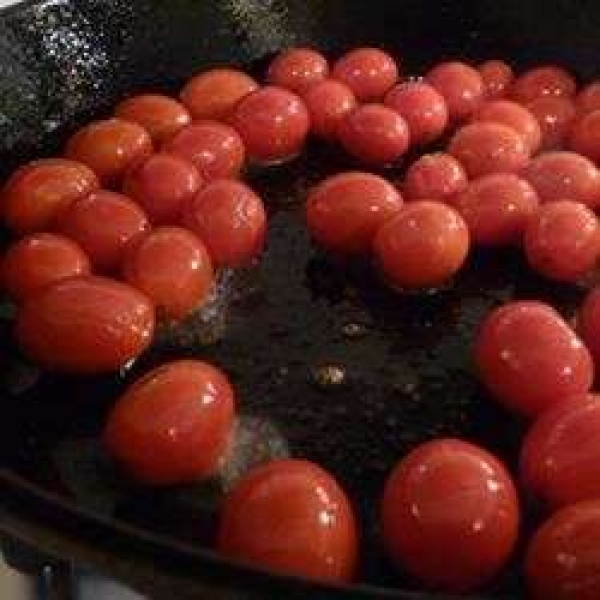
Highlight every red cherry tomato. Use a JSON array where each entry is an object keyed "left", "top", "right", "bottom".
[
  {"left": 525, "top": 501, "right": 600, "bottom": 600},
  {"left": 180, "top": 68, "right": 258, "bottom": 121},
  {"left": 522, "top": 151, "right": 600, "bottom": 207},
  {"left": 373, "top": 201, "right": 469, "bottom": 291},
  {"left": 402, "top": 152, "right": 468, "bottom": 202},
  {"left": 183, "top": 180, "right": 266, "bottom": 268},
  {"left": 122, "top": 227, "right": 213, "bottom": 323},
  {"left": 303, "top": 79, "right": 357, "bottom": 140},
  {"left": 229, "top": 86, "right": 310, "bottom": 164},
  {"left": 382, "top": 439, "right": 519, "bottom": 593},
  {"left": 16, "top": 275, "right": 154, "bottom": 373},
  {"left": 267, "top": 48, "right": 329, "bottom": 94},
  {"left": 578, "top": 287, "right": 600, "bottom": 371},
  {"left": 475, "top": 301, "right": 593, "bottom": 418},
  {"left": 511, "top": 65, "right": 576, "bottom": 104},
  {"left": 58, "top": 190, "right": 150, "bottom": 273},
  {"left": 526, "top": 97, "right": 576, "bottom": 150},
  {"left": 217, "top": 459, "right": 358, "bottom": 583},
  {"left": 306, "top": 172, "right": 403, "bottom": 256},
  {"left": 472, "top": 99, "right": 541, "bottom": 153},
  {"left": 331, "top": 47, "right": 399, "bottom": 101},
  {"left": 524, "top": 201, "right": 600, "bottom": 283},
  {"left": 569, "top": 110, "right": 600, "bottom": 163},
  {"left": 65, "top": 118, "right": 152, "bottom": 187},
  {"left": 164, "top": 120, "right": 245, "bottom": 181},
  {"left": 448, "top": 121, "right": 530, "bottom": 178},
  {"left": 2, "top": 233, "right": 90, "bottom": 302},
  {"left": 478, "top": 60, "right": 514, "bottom": 99},
  {"left": 2, "top": 159, "right": 99, "bottom": 235},
  {"left": 426, "top": 61, "right": 485, "bottom": 122},
  {"left": 576, "top": 81, "right": 600, "bottom": 115},
  {"left": 114, "top": 94, "right": 191, "bottom": 145},
  {"left": 449, "top": 173, "right": 539, "bottom": 246},
  {"left": 337, "top": 104, "right": 410, "bottom": 165},
  {"left": 104, "top": 360, "right": 234, "bottom": 485},
  {"left": 384, "top": 82, "right": 448, "bottom": 146}
]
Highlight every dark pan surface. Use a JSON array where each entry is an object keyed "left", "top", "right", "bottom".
[{"left": 0, "top": 1, "right": 598, "bottom": 598}]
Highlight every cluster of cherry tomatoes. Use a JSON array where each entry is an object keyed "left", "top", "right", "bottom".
[{"left": 5, "top": 43, "right": 600, "bottom": 598}]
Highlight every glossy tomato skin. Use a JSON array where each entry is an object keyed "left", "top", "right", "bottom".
[
  {"left": 2, "top": 159, "right": 99, "bottom": 235},
  {"left": 382, "top": 439, "right": 519, "bottom": 593},
  {"left": 267, "top": 48, "right": 329, "bottom": 94},
  {"left": 402, "top": 152, "right": 468, "bottom": 202},
  {"left": 58, "top": 190, "right": 150, "bottom": 273},
  {"left": 122, "top": 227, "right": 213, "bottom": 323},
  {"left": 526, "top": 97, "right": 576, "bottom": 151},
  {"left": 511, "top": 65, "right": 576, "bottom": 104},
  {"left": 576, "top": 81, "right": 600, "bottom": 115},
  {"left": 306, "top": 172, "right": 402, "bottom": 256},
  {"left": 2, "top": 233, "right": 90, "bottom": 302},
  {"left": 180, "top": 68, "right": 258, "bottom": 121},
  {"left": 114, "top": 94, "right": 191, "bottom": 145},
  {"left": 104, "top": 360, "right": 234, "bottom": 485},
  {"left": 217, "top": 459, "right": 358, "bottom": 583},
  {"left": 568, "top": 110, "right": 600, "bottom": 163},
  {"left": 525, "top": 501, "right": 600, "bottom": 600},
  {"left": 65, "top": 118, "right": 152, "bottom": 187},
  {"left": 16, "top": 275, "right": 155, "bottom": 373},
  {"left": 303, "top": 79, "right": 357, "bottom": 140},
  {"left": 164, "top": 121, "right": 245, "bottom": 181},
  {"left": 475, "top": 301, "right": 593, "bottom": 418},
  {"left": 230, "top": 86, "right": 310, "bottom": 164},
  {"left": 331, "top": 47, "right": 398, "bottom": 101},
  {"left": 579, "top": 287, "right": 600, "bottom": 371},
  {"left": 337, "top": 104, "right": 410, "bottom": 165},
  {"left": 373, "top": 201, "right": 469, "bottom": 291},
  {"left": 183, "top": 180, "right": 266, "bottom": 268},
  {"left": 478, "top": 60, "right": 514, "bottom": 99}
]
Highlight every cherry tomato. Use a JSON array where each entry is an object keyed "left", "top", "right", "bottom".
[
  {"left": 526, "top": 97, "right": 576, "bottom": 150},
  {"left": 122, "top": 227, "right": 213, "bottom": 322},
  {"left": 569, "top": 110, "right": 600, "bottom": 163},
  {"left": 114, "top": 94, "right": 191, "bottom": 145},
  {"left": 373, "top": 201, "right": 469, "bottom": 291},
  {"left": 449, "top": 173, "right": 539, "bottom": 246},
  {"left": 183, "top": 180, "right": 266, "bottom": 268},
  {"left": 306, "top": 172, "right": 403, "bottom": 255},
  {"left": 426, "top": 61, "right": 485, "bottom": 122},
  {"left": 104, "top": 360, "right": 234, "bottom": 485},
  {"left": 524, "top": 201, "right": 600, "bottom": 283},
  {"left": 16, "top": 275, "right": 154, "bottom": 373},
  {"left": 303, "top": 79, "right": 357, "bottom": 140},
  {"left": 578, "top": 287, "right": 600, "bottom": 371},
  {"left": 525, "top": 501, "right": 600, "bottom": 600},
  {"left": 472, "top": 99, "right": 541, "bottom": 153},
  {"left": 448, "top": 121, "right": 530, "bottom": 178},
  {"left": 267, "top": 48, "right": 329, "bottom": 94},
  {"left": 164, "top": 121, "right": 245, "bottom": 181},
  {"left": 2, "top": 233, "right": 90, "bottom": 302},
  {"left": 180, "top": 68, "right": 258, "bottom": 121},
  {"left": 475, "top": 301, "right": 593, "bottom": 418},
  {"left": 478, "top": 60, "right": 514, "bottom": 99},
  {"left": 522, "top": 151, "right": 600, "bottom": 207},
  {"left": 217, "top": 459, "right": 358, "bottom": 583},
  {"left": 384, "top": 82, "right": 448, "bottom": 145},
  {"left": 229, "top": 86, "right": 310, "bottom": 164},
  {"left": 511, "top": 65, "right": 577, "bottom": 104},
  {"left": 58, "top": 190, "right": 150, "bottom": 273},
  {"left": 2, "top": 159, "right": 99, "bottom": 235},
  {"left": 382, "top": 439, "right": 519, "bottom": 593},
  {"left": 402, "top": 152, "right": 468, "bottom": 202},
  {"left": 331, "top": 47, "right": 398, "bottom": 101},
  {"left": 337, "top": 104, "right": 410, "bottom": 165},
  {"left": 65, "top": 118, "right": 152, "bottom": 187},
  {"left": 576, "top": 81, "right": 600, "bottom": 115}
]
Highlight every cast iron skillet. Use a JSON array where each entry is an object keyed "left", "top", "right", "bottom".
[{"left": 0, "top": 1, "right": 596, "bottom": 598}]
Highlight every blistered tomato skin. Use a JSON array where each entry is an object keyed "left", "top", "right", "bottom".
[
  {"left": 104, "top": 360, "right": 234, "bottom": 485},
  {"left": 402, "top": 152, "right": 468, "bottom": 202},
  {"left": 526, "top": 97, "right": 576, "bottom": 150},
  {"left": 579, "top": 287, "right": 600, "bottom": 371},
  {"left": 478, "top": 60, "right": 514, "bottom": 99},
  {"left": 306, "top": 172, "right": 403, "bottom": 256},
  {"left": 525, "top": 501, "right": 600, "bottom": 600},
  {"left": 65, "top": 118, "right": 152, "bottom": 187},
  {"left": 331, "top": 47, "right": 398, "bottom": 101},
  {"left": 382, "top": 439, "right": 519, "bottom": 594},
  {"left": 217, "top": 459, "right": 358, "bottom": 583},
  {"left": 568, "top": 110, "right": 600, "bottom": 163},
  {"left": 303, "top": 79, "right": 357, "bottom": 140},
  {"left": 576, "top": 81, "right": 600, "bottom": 115},
  {"left": 511, "top": 65, "right": 577, "bottom": 104},
  {"left": 475, "top": 301, "right": 593, "bottom": 418},
  {"left": 16, "top": 275, "right": 155, "bottom": 374},
  {"left": 2, "top": 159, "right": 99, "bottom": 235},
  {"left": 267, "top": 48, "right": 329, "bottom": 94}
]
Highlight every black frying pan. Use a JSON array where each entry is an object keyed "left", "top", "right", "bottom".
[{"left": 0, "top": 1, "right": 596, "bottom": 598}]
